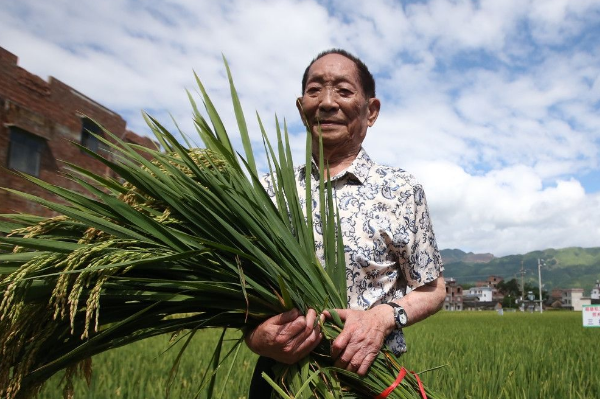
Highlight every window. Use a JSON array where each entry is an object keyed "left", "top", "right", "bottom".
[
  {"left": 8, "top": 127, "right": 45, "bottom": 176},
  {"left": 81, "top": 117, "right": 107, "bottom": 153}
]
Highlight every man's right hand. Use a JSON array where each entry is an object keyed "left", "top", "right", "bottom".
[{"left": 244, "top": 308, "right": 323, "bottom": 364}]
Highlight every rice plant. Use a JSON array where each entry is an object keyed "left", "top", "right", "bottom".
[
  {"left": 33, "top": 312, "right": 599, "bottom": 399},
  {"left": 402, "top": 311, "right": 599, "bottom": 399},
  {"left": 0, "top": 59, "right": 439, "bottom": 399}
]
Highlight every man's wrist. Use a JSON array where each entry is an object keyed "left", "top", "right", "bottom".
[{"left": 381, "top": 302, "right": 409, "bottom": 329}]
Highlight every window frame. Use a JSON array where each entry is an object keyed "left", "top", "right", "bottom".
[
  {"left": 80, "top": 117, "right": 107, "bottom": 154},
  {"left": 7, "top": 126, "right": 46, "bottom": 177}
]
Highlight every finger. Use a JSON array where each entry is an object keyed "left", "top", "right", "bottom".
[
  {"left": 330, "top": 329, "right": 352, "bottom": 361},
  {"left": 336, "top": 343, "right": 372, "bottom": 375},
  {"left": 306, "top": 309, "right": 323, "bottom": 338},
  {"left": 346, "top": 353, "right": 363, "bottom": 374},
  {"left": 324, "top": 308, "right": 348, "bottom": 326},
  {"left": 274, "top": 308, "right": 301, "bottom": 325},
  {"left": 293, "top": 326, "right": 323, "bottom": 358},
  {"left": 277, "top": 317, "right": 312, "bottom": 342},
  {"left": 333, "top": 308, "right": 349, "bottom": 320},
  {"left": 319, "top": 312, "right": 326, "bottom": 324},
  {"left": 276, "top": 319, "right": 324, "bottom": 364},
  {"left": 356, "top": 351, "right": 378, "bottom": 376},
  {"left": 305, "top": 308, "right": 317, "bottom": 331},
  {"left": 333, "top": 345, "right": 357, "bottom": 370}
]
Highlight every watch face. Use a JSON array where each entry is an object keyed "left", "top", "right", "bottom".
[{"left": 399, "top": 313, "right": 408, "bottom": 325}]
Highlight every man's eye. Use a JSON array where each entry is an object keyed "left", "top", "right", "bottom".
[
  {"left": 306, "top": 87, "right": 320, "bottom": 95},
  {"left": 337, "top": 88, "right": 353, "bottom": 97}
]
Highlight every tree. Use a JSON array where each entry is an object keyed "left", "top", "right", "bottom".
[
  {"left": 497, "top": 278, "right": 547, "bottom": 300},
  {"left": 497, "top": 278, "right": 520, "bottom": 297}
]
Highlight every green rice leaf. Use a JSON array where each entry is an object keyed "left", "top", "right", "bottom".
[
  {"left": 223, "top": 55, "right": 257, "bottom": 176},
  {"left": 192, "top": 72, "right": 233, "bottom": 156},
  {"left": 0, "top": 236, "right": 83, "bottom": 253}
]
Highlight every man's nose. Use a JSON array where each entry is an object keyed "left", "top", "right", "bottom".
[{"left": 318, "top": 87, "right": 338, "bottom": 112}]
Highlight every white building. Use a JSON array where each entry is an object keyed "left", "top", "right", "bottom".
[
  {"left": 465, "top": 286, "right": 493, "bottom": 302},
  {"left": 591, "top": 280, "right": 600, "bottom": 300},
  {"left": 562, "top": 288, "right": 591, "bottom": 311}
]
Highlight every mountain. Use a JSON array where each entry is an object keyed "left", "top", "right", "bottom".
[
  {"left": 440, "top": 247, "right": 600, "bottom": 292},
  {"left": 441, "top": 249, "right": 495, "bottom": 264}
]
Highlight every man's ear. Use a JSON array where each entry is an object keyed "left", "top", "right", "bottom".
[
  {"left": 296, "top": 97, "right": 308, "bottom": 126},
  {"left": 367, "top": 98, "right": 381, "bottom": 127}
]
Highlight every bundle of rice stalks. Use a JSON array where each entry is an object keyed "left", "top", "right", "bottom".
[{"left": 0, "top": 60, "right": 441, "bottom": 399}]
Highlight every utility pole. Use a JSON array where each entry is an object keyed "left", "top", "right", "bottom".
[
  {"left": 538, "top": 259, "right": 544, "bottom": 314},
  {"left": 519, "top": 261, "right": 526, "bottom": 311}
]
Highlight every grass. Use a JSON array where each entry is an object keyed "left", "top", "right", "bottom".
[
  {"left": 36, "top": 311, "right": 599, "bottom": 399},
  {"left": 36, "top": 329, "right": 258, "bottom": 399},
  {"left": 401, "top": 311, "right": 599, "bottom": 399}
]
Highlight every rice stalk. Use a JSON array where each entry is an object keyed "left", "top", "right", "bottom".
[{"left": 0, "top": 59, "right": 442, "bottom": 399}]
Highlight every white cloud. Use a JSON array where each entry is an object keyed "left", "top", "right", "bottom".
[
  {"left": 528, "top": 0, "right": 600, "bottom": 44},
  {"left": 1, "top": 0, "right": 599, "bottom": 256},
  {"left": 414, "top": 161, "right": 600, "bottom": 255},
  {"left": 405, "top": 0, "right": 524, "bottom": 52}
]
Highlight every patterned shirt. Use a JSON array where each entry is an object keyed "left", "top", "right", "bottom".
[{"left": 263, "top": 148, "right": 444, "bottom": 354}]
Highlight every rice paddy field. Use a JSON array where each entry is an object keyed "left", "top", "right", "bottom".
[{"left": 36, "top": 311, "right": 599, "bottom": 399}]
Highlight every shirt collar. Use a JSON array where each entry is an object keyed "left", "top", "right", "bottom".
[{"left": 298, "top": 147, "right": 374, "bottom": 185}]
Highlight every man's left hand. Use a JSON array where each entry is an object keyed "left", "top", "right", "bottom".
[{"left": 327, "top": 306, "right": 395, "bottom": 376}]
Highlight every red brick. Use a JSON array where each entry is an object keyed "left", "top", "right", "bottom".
[{"left": 0, "top": 47, "right": 155, "bottom": 217}]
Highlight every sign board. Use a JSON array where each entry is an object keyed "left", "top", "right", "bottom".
[{"left": 582, "top": 305, "right": 600, "bottom": 327}]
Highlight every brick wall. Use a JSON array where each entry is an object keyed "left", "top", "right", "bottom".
[{"left": 0, "top": 46, "right": 156, "bottom": 217}]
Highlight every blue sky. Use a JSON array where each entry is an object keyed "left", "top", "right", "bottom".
[{"left": 1, "top": 0, "right": 599, "bottom": 256}]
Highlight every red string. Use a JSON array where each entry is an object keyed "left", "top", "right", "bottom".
[
  {"left": 374, "top": 367, "right": 407, "bottom": 399},
  {"left": 374, "top": 367, "right": 428, "bottom": 399},
  {"left": 410, "top": 371, "right": 427, "bottom": 399}
]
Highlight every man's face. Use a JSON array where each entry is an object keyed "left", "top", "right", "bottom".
[{"left": 297, "top": 54, "right": 380, "bottom": 154}]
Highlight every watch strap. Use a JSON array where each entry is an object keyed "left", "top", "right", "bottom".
[{"left": 382, "top": 302, "right": 408, "bottom": 329}]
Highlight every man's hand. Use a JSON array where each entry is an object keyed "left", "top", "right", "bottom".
[
  {"left": 245, "top": 308, "right": 323, "bottom": 364},
  {"left": 327, "top": 306, "right": 395, "bottom": 376},
  {"left": 328, "top": 276, "right": 446, "bottom": 376}
]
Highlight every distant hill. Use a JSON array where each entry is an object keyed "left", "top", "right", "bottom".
[
  {"left": 440, "top": 247, "right": 600, "bottom": 292},
  {"left": 441, "top": 249, "right": 495, "bottom": 264}
]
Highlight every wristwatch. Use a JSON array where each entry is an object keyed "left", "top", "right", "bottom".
[{"left": 383, "top": 302, "right": 408, "bottom": 329}]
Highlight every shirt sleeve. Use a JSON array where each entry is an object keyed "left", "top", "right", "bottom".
[{"left": 399, "top": 182, "right": 444, "bottom": 290}]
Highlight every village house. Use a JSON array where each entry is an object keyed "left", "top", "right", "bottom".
[
  {"left": 444, "top": 278, "right": 463, "bottom": 311},
  {"left": 445, "top": 275, "right": 600, "bottom": 312},
  {"left": 550, "top": 288, "right": 563, "bottom": 305},
  {"left": 559, "top": 288, "right": 591, "bottom": 311},
  {"left": 0, "top": 46, "right": 156, "bottom": 217},
  {"left": 475, "top": 275, "right": 505, "bottom": 302},
  {"left": 466, "top": 286, "right": 494, "bottom": 302},
  {"left": 462, "top": 286, "right": 499, "bottom": 311},
  {"left": 591, "top": 280, "right": 600, "bottom": 301},
  {"left": 547, "top": 281, "right": 600, "bottom": 310},
  {"left": 440, "top": 275, "right": 507, "bottom": 311},
  {"left": 481, "top": 275, "right": 503, "bottom": 288}
]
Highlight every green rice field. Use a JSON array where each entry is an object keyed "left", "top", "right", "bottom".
[{"left": 36, "top": 311, "right": 599, "bottom": 398}]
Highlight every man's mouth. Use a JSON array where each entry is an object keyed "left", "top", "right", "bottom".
[{"left": 315, "top": 119, "right": 343, "bottom": 126}]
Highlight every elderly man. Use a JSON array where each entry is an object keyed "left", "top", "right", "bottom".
[{"left": 246, "top": 49, "right": 445, "bottom": 396}]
